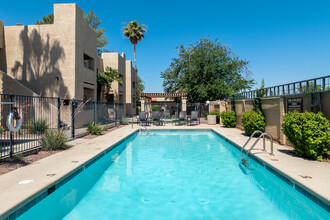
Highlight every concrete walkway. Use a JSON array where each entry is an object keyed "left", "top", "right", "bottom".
[{"left": 0, "top": 124, "right": 329, "bottom": 218}]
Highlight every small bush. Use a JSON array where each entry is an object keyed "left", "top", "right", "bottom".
[
  {"left": 40, "top": 130, "right": 68, "bottom": 151},
  {"left": 27, "top": 119, "right": 48, "bottom": 134},
  {"left": 152, "top": 105, "right": 162, "bottom": 111},
  {"left": 120, "top": 117, "right": 129, "bottom": 125},
  {"left": 0, "top": 126, "right": 4, "bottom": 134},
  {"left": 13, "top": 153, "right": 23, "bottom": 162},
  {"left": 241, "top": 110, "right": 266, "bottom": 136},
  {"left": 220, "top": 110, "right": 236, "bottom": 127},
  {"left": 87, "top": 123, "right": 103, "bottom": 135},
  {"left": 209, "top": 111, "right": 220, "bottom": 123},
  {"left": 282, "top": 111, "right": 330, "bottom": 161}
]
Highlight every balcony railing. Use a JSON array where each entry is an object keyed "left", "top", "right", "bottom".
[{"left": 233, "top": 75, "right": 330, "bottom": 100}]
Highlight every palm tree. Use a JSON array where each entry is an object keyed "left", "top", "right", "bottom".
[{"left": 122, "top": 20, "right": 147, "bottom": 71}]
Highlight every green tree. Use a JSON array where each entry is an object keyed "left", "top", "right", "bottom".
[
  {"left": 136, "top": 75, "right": 145, "bottom": 102},
  {"left": 122, "top": 20, "right": 147, "bottom": 70},
  {"left": 35, "top": 13, "right": 54, "bottom": 24},
  {"left": 161, "top": 37, "right": 254, "bottom": 102},
  {"left": 97, "top": 67, "right": 123, "bottom": 101},
  {"left": 84, "top": 10, "right": 109, "bottom": 55}
]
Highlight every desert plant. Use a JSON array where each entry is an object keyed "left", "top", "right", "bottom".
[
  {"left": 282, "top": 111, "right": 330, "bottom": 161},
  {"left": 241, "top": 110, "right": 266, "bottom": 136},
  {"left": 120, "top": 117, "right": 130, "bottom": 125},
  {"left": 27, "top": 119, "right": 49, "bottom": 134},
  {"left": 40, "top": 130, "right": 68, "bottom": 151},
  {"left": 220, "top": 110, "right": 236, "bottom": 127},
  {"left": 87, "top": 122, "right": 103, "bottom": 135},
  {"left": 103, "top": 125, "right": 110, "bottom": 131},
  {"left": 13, "top": 153, "right": 23, "bottom": 162}
]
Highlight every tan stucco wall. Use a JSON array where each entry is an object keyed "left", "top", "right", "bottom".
[
  {"left": 125, "top": 60, "right": 137, "bottom": 115},
  {"left": 321, "top": 92, "right": 330, "bottom": 120},
  {"left": 1, "top": 4, "right": 97, "bottom": 100},
  {"left": 262, "top": 97, "right": 281, "bottom": 141},
  {"left": 74, "top": 4, "right": 97, "bottom": 101},
  {"left": 0, "top": 71, "right": 37, "bottom": 96},
  {"left": 101, "top": 52, "right": 126, "bottom": 103},
  {"left": 0, "top": 20, "right": 4, "bottom": 49}
]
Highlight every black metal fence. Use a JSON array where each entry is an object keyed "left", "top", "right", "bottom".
[
  {"left": 234, "top": 75, "right": 330, "bottom": 100},
  {"left": 0, "top": 94, "right": 126, "bottom": 159}
]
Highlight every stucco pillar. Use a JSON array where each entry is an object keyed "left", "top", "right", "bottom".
[
  {"left": 181, "top": 96, "right": 187, "bottom": 112},
  {"left": 279, "top": 97, "right": 286, "bottom": 145},
  {"left": 141, "top": 98, "right": 145, "bottom": 111}
]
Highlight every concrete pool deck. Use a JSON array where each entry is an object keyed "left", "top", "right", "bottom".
[{"left": 0, "top": 124, "right": 329, "bottom": 218}]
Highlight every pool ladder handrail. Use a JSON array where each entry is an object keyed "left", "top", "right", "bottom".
[{"left": 241, "top": 130, "right": 274, "bottom": 166}]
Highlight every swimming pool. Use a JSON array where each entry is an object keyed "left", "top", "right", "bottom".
[{"left": 17, "top": 130, "right": 329, "bottom": 219}]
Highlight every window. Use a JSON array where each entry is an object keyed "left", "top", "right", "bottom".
[
  {"left": 83, "top": 54, "right": 95, "bottom": 70},
  {"left": 132, "top": 81, "right": 136, "bottom": 88}
]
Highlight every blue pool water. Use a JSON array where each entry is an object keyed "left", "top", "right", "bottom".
[{"left": 18, "top": 130, "right": 329, "bottom": 219}]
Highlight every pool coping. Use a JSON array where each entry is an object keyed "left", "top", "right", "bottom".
[
  {"left": 210, "top": 129, "right": 330, "bottom": 212},
  {"left": 0, "top": 126, "right": 329, "bottom": 219},
  {"left": 0, "top": 128, "right": 139, "bottom": 220}
]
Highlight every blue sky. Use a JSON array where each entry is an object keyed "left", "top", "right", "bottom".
[{"left": 1, "top": 0, "right": 330, "bottom": 92}]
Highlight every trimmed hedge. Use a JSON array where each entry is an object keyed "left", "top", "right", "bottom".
[
  {"left": 282, "top": 111, "right": 330, "bottom": 161},
  {"left": 220, "top": 110, "right": 236, "bottom": 127},
  {"left": 241, "top": 110, "right": 266, "bottom": 136}
]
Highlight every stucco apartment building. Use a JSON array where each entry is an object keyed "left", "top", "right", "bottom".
[{"left": 0, "top": 3, "right": 137, "bottom": 114}]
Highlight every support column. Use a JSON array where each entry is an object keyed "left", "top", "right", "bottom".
[
  {"left": 141, "top": 97, "right": 145, "bottom": 111},
  {"left": 181, "top": 96, "right": 187, "bottom": 112},
  {"left": 279, "top": 97, "right": 286, "bottom": 145}
]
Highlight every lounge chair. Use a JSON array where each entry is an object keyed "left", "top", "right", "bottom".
[
  {"left": 173, "top": 111, "right": 187, "bottom": 125},
  {"left": 188, "top": 111, "right": 200, "bottom": 125},
  {"left": 138, "top": 111, "right": 149, "bottom": 126},
  {"left": 152, "top": 111, "right": 164, "bottom": 125}
]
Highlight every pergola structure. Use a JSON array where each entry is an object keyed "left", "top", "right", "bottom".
[{"left": 140, "top": 93, "right": 187, "bottom": 115}]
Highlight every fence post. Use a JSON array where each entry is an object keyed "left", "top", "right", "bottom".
[
  {"left": 71, "top": 99, "right": 75, "bottom": 138},
  {"left": 93, "top": 101, "right": 96, "bottom": 124},
  {"left": 115, "top": 103, "right": 117, "bottom": 126},
  {"left": 57, "top": 97, "right": 61, "bottom": 130},
  {"left": 9, "top": 94, "right": 13, "bottom": 158}
]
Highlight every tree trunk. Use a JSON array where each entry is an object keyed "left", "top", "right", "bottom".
[{"left": 134, "top": 44, "right": 137, "bottom": 72}]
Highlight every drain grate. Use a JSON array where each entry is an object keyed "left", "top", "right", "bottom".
[
  {"left": 46, "top": 174, "right": 56, "bottom": 177},
  {"left": 71, "top": 161, "right": 79, "bottom": 163}
]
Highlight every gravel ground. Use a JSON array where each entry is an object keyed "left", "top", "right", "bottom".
[
  {"left": 0, "top": 125, "right": 127, "bottom": 175},
  {"left": 0, "top": 150, "right": 60, "bottom": 175}
]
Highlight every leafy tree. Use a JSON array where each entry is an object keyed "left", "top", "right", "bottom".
[
  {"left": 122, "top": 20, "right": 147, "bottom": 70},
  {"left": 36, "top": 13, "right": 54, "bottom": 24},
  {"left": 161, "top": 37, "right": 254, "bottom": 103},
  {"left": 97, "top": 67, "right": 123, "bottom": 101},
  {"left": 136, "top": 75, "right": 145, "bottom": 102},
  {"left": 84, "top": 10, "right": 109, "bottom": 55}
]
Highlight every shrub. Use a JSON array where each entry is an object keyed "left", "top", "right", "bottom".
[
  {"left": 241, "top": 110, "right": 266, "bottom": 136},
  {"left": 282, "top": 111, "right": 330, "bottom": 161},
  {"left": 0, "top": 126, "right": 4, "bottom": 134},
  {"left": 209, "top": 111, "right": 220, "bottom": 123},
  {"left": 87, "top": 122, "right": 103, "bottom": 135},
  {"left": 120, "top": 117, "right": 129, "bottom": 125},
  {"left": 152, "top": 105, "right": 162, "bottom": 111},
  {"left": 220, "top": 110, "right": 236, "bottom": 127},
  {"left": 40, "top": 130, "right": 68, "bottom": 151},
  {"left": 27, "top": 119, "right": 48, "bottom": 134}
]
